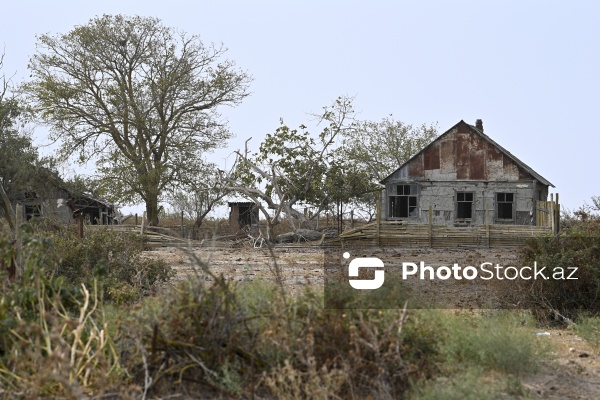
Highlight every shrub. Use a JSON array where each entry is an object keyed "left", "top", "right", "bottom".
[
  {"left": 0, "top": 252, "right": 126, "bottom": 398},
  {"left": 25, "top": 223, "right": 174, "bottom": 304},
  {"left": 516, "top": 217, "right": 600, "bottom": 321},
  {"left": 435, "top": 310, "right": 549, "bottom": 375},
  {"left": 120, "top": 270, "right": 442, "bottom": 399},
  {"left": 574, "top": 315, "right": 600, "bottom": 350}
]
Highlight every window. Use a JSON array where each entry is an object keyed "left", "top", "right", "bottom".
[
  {"left": 24, "top": 204, "right": 41, "bottom": 221},
  {"left": 390, "top": 184, "right": 418, "bottom": 218},
  {"left": 496, "top": 192, "right": 514, "bottom": 219},
  {"left": 456, "top": 192, "right": 474, "bottom": 219}
]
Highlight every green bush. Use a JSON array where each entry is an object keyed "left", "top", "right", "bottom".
[
  {"left": 574, "top": 315, "right": 600, "bottom": 350},
  {"left": 517, "top": 218, "right": 600, "bottom": 321},
  {"left": 25, "top": 223, "right": 174, "bottom": 304},
  {"left": 0, "top": 251, "right": 125, "bottom": 398},
  {"left": 0, "top": 231, "right": 552, "bottom": 398},
  {"left": 435, "top": 310, "right": 549, "bottom": 375},
  {"left": 122, "top": 273, "right": 442, "bottom": 399}
]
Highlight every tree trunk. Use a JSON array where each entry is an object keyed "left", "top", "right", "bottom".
[
  {"left": 265, "top": 218, "right": 275, "bottom": 243},
  {"left": 192, "top": 217, "right": 203, "bottom": 240},
  {"left": 146, "top": 195, "right": 160, "bottom": 226},
  {"left": 0, "top": 182, "right": 16, "bottom": 232}
]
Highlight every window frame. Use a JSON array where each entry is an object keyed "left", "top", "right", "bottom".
[
  {"left": 388, "top": 183, "right": 419, "bottom": 219},
  {"left": 496, "top": 192, "right": 515, "bottom": 221},
  {"left": 455, "top": 191, "right": 475, "bottom": 221}
]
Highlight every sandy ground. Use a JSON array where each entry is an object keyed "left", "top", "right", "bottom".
[{"left": 143, "top": 245, "right": 600, "bottom": 399}]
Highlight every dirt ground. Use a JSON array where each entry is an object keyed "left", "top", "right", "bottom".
[{"left": 143, "top": 245, "right": 600, "bottom": 399}]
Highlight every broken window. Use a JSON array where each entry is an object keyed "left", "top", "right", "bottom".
[
  {"left": 24, "top": 204, "right": 41, "bottom": 221},
  {"left": 496, "top": 192, "right": 514, "bottom": 220},
  {"left": 456, "top": 192, "right": 474, "bottom": 219},
  {"left": 389, "top": 184, "right": 418, "bottom": 218}
]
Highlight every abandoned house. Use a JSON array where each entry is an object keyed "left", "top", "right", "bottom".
[
  {"left": 380, "top": 119, "right": 554, "bottom": 227},
  {"left": 12, "top": 189, "right": 118, "bottom": 225},
  {"left": 228, "top": 202, "right": 259, "bottom": 234}
]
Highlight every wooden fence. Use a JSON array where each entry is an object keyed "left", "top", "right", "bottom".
[
  {"left": 340, "top": 216, "right": 553, "bottom": 248},
  {"left": 536, "top": 193, "right": 560, "bottom": 232}
]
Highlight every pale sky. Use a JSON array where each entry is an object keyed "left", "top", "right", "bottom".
[{"left": 1, "top": 1, "right": 598, "bottom": 215}]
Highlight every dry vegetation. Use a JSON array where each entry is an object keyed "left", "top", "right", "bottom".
[{"left": 0, "top": 217, "right": 599, "bottom": 398}]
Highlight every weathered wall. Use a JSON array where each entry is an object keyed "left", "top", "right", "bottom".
[
  {"left": 382, "top": 180, "right": 539, "bottom": 226},
  {"left": 229, "top": 206, "right": 242, "bottom": 233},
  {"left": 42, "top": 198, "right": 73, "bottom": 223}
]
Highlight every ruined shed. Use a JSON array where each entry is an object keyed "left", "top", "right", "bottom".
[
  {"left": 12, "top": 190, "right": 118, "bottom": 225},
  {"left": 228, "top": 202, "right": 259, "bottom": 233},
  {"left": 380, "top": 119, "right": 554, "bottom": 227}
]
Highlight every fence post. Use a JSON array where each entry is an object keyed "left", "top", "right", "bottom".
[
  {"left": 15, "top": 204, "right": 23, "bottom": 278},
  {"left": 376, "top": 196, "right": 381, "bottom": 246},
  {"left": 180, "top": 210, "right": 184, "bottom": 238},
  {"left": 78, "top": 213, "right": 84, "bottom": 239},
  {"left": 550, "top": 194, "right": 555, "bottom": 234},
  {"left": 428, "top": 205, "right": 433, "bottom": 248},
  {"left": 555, "top": 193, "right": 560, "bottom": 234},
  {"left": 485, "top": 204, "right": 490, "bottom": 248}
]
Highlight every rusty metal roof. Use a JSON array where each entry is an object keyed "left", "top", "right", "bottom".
[
  {"left": 380, "top": 120, "right": 554, "bottom": 187},
  {"left": 467, "top": 122, "right": 553, "bottom": 187}
]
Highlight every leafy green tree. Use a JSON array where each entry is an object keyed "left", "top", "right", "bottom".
[
  {"left": 341, "top": 117, "right": 438, "bottom": 220},
  {"left": 24, "top": 14, "right": 251, "bottom": 225},
  {"left": 223, "top": 97, "right": 369, "bottom": 240},
  {"left": 0, "top": 53, "right": 55, "bottom": 232}
]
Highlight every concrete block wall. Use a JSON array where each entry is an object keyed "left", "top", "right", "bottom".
[{"left": 383, "top": 180, "right": 538, "bottom": 226}]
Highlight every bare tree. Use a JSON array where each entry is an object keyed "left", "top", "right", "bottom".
[{"left": 168, "top": 161, "right": 228, "bottom": 239}]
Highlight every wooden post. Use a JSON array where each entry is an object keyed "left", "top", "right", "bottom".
[
  {"left": 77, "top": 213, "right": 84, "bottom": 239},
  {"left": 180, "top": 210, "right": 184, "bottom": 238},
  {"left": 428, "top": 205, "right": 433, "bottom": 248},
  {"left": 15, "top": 204, "right": 23, "bottom": 278},
  {"left": 350, "top": 209, "right": 354, "bottom": 229},
  {"left": 549, "top": 193, "right": 555, "bottom": 234},
  {"left": 141, "top": 211, "right": 146, "bottom": 234},
  {"left": 135, "top": 213, "right": 138, "bottom": 226},
  {"left": 555, "top": 193, "right": 560, "bottom": 234},
  {"left": 376, "top": 196, "right": 381, "bottom": 246},
  {"left": 485, "top": 204, "right": 490, "bottom": 248}
]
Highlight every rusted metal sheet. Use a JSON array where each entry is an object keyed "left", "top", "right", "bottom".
[
  {"left": 423, "top": 142, "right": 440, "bottom": 170},
  {"left": 502, "top": 154, "right": 519, "bottom": 179},
  {"left": 519, "top": 168, "right": 530, "bottom": 180},
  {"left": 400, "top": 122, "right": 537, "bottom": 182},
  {"left": 456, "top": 120, "right": 471, "bottom": 133},
  {"left": 456, "top": 165, "right": 469, "bottom": 180},
  {"left": 408, "top": 153, "right": 424, "bottom": 177},
  {"left": 440, "top": 138, "right": 455, "bottom": 173},
  {"left": 486, "top": 141, "right": 503, "bottom": 161},
  {"left": 469, "top": 132, "right": 485, "bottom": 179},
  {"left": 485, "top": 141, "right": 504, "bottom": 178},
  {"left": 456, "top": 133, "right": 471, "bottom": 167}
]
